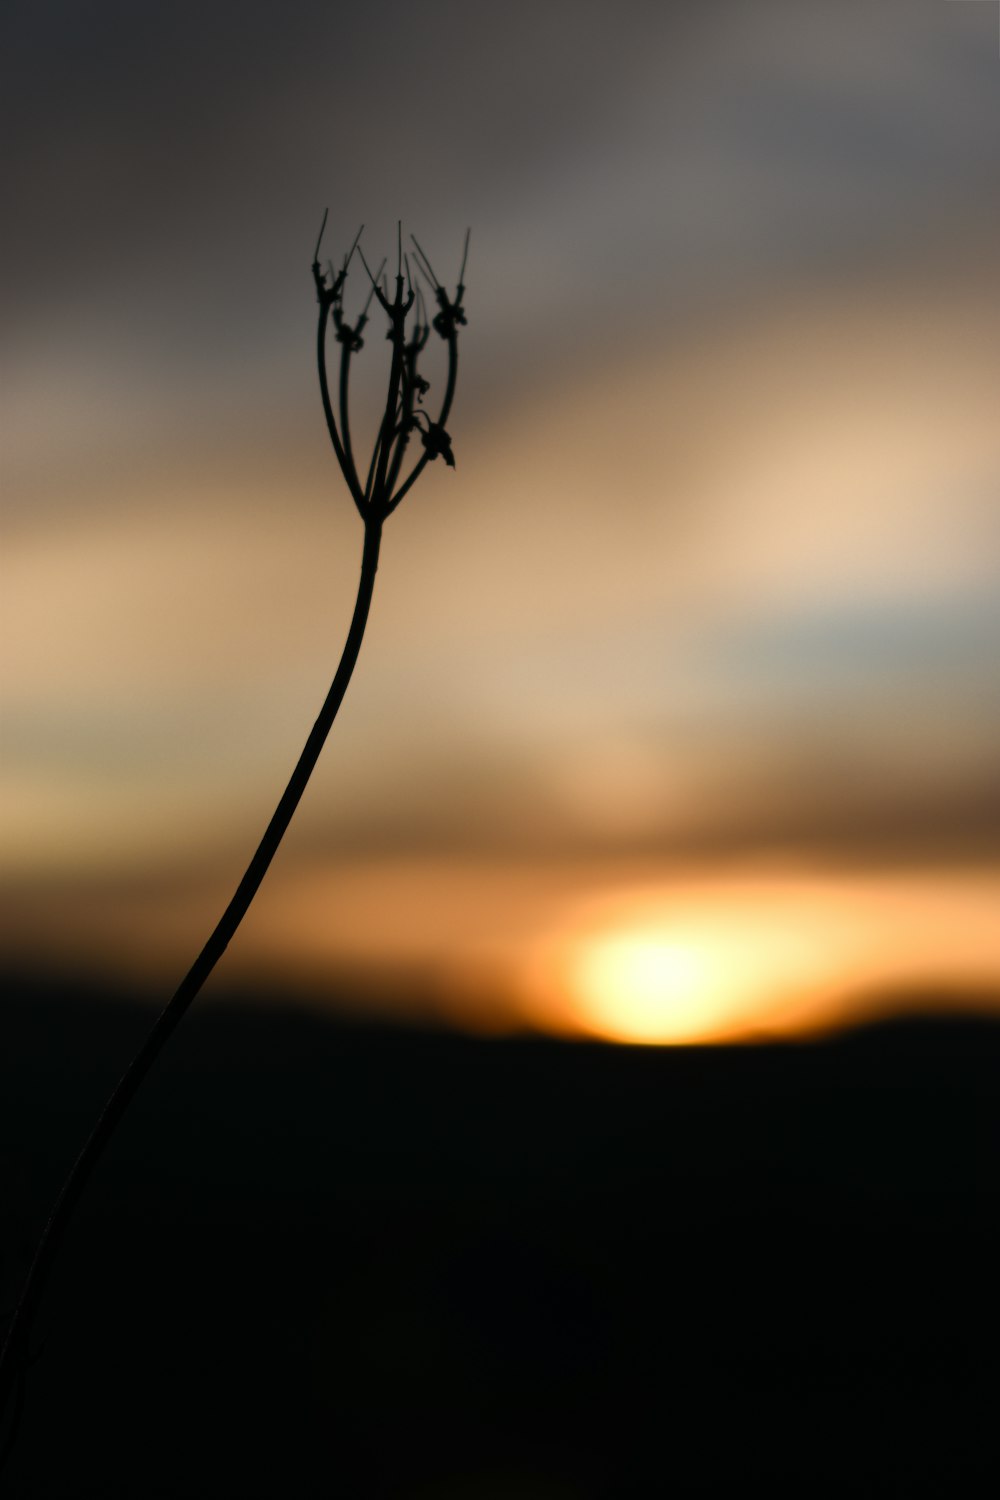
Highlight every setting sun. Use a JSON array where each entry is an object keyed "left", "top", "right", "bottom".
[
  {"left": 559, "top": 902, "right": 829, "bottom": 1044},
  {"left": 519, "top": 870, "right": 1000, "bottom": 1046},
  {"left": 569, "top": 929, "right": 730, "bottom": 1043}
]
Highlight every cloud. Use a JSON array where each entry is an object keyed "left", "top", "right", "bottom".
[
  {"left": 3, "top": 245, "right": 997, "bottom": 881},
  {"left": 3, "top": 0, "right": 999, "bottom": 1023}
]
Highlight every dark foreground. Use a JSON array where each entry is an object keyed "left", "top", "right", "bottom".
[{"left": 1, "top": 981, "right": 998, "bottom": 1496}]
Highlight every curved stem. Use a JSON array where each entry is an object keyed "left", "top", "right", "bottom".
[
  {"left": 317, "top": 300, "right": 363, "bottom": 514},
  {"left": 386, "top": 329, "right": 458, "bottom": 515},
  {"left": 0, "top": 518, "right": 383, "bottom": 1469},
  {"left": 339, "top": 341, "right": 360, "bottom": 500},
  {"left": 372, "top": 290, "right": 407, "bottom": 511}
]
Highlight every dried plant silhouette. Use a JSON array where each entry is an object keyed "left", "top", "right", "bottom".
[{"left": 0, "top": 219, "right": 468, "bottom": 1470}]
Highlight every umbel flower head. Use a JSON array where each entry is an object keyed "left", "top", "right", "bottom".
[{"left": 311, "top": 216, "right": 468, "bottom": 525}]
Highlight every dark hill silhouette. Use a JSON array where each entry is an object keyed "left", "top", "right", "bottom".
[{"left": 2, "top": 976, "right": 998, "bottom": 1494}]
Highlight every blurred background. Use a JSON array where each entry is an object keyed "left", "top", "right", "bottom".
[{"left": 3, "top": 0, "right": 999, "bottom": 1043}]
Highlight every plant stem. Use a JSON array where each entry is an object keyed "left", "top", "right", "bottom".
[{"left": 0, "top": 516, "right": 383, "bottom": 1466}]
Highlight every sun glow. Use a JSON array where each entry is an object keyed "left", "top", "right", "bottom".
[
  {"left": 570, "top": 930, "right": 728, "bottom": 1043},
  {"left": 560, "top": 909, "right": 826, "bottom": 1044},
  {"left": 522, "top": 870, "right": 1000, "bottom": 1045}
]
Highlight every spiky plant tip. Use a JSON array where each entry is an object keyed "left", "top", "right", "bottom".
[{"left": 317, "top": 223, "right": 468, "bottom": 522}]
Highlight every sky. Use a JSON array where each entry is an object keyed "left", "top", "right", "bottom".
[{"left": 2, "top": 0, "right": 999, "bottom": 1041}]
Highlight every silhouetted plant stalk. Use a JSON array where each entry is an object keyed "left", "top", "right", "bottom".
[{"left": 0, "top": 219, "right": 468, "bottom": 1468}]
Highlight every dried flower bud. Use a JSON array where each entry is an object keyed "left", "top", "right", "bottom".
[{"left": 417, "top": 418, "right": 455, "bottom": 468}]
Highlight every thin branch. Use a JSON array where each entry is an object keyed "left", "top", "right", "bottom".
[
  {"left": 0, "top": 519, "right": 385, "bottom": 1455},
  {"left": 373, "top": 321, "right": 406, "bottom": 508},
  {"left": 343, "top": 223, "right": 364, "bottom": 273},
  {"left": 384, "top": 378, "right": 415, "bottom": 498},
  {"left": 363, "top": 432, "right": 382, "bottom": 505},
  {"left": 409, "top": 234, "right": 441, "bottom": 289},
  {"left": 316, "top": 291, "right": 364, "bottom": 514},
  {"left": 338, "top": 340, "right": 361, "bottom": 499},
  {"left": 356, "top": 243, "right": 378, "bottom": 289},
  {"left": 386, "top": 324, "right": 459, "bottom": 514},
  {"left": 361, "top": 261, "right": 386, "bottom": 318},
  {"left": 358, "top": 245, "right": 393, "bottom": 317},
  {"left": 313, "top": 208, "right": 329, "bottom": 266}
]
